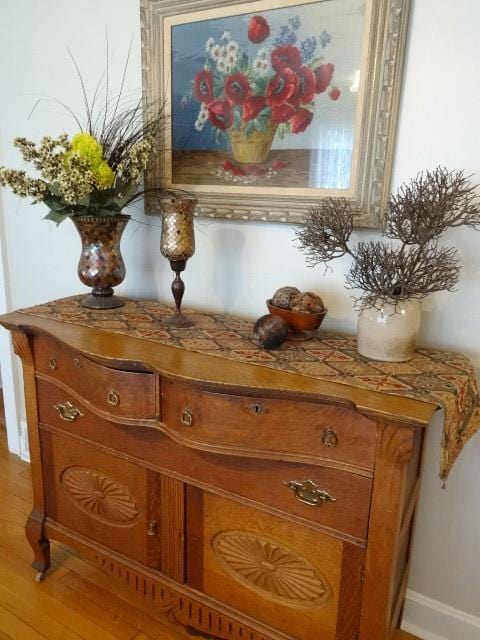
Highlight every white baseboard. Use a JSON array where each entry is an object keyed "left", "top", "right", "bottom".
[
  {"left": 401, "top": 589, "right": 480, "bottom": 640},
  {"left": 19, "top": 418, "right": 30, "bottom": 462}
]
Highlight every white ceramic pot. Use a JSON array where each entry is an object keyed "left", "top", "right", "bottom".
[{"left": 357, "top": 299, "right": 421, "bottom": 362}]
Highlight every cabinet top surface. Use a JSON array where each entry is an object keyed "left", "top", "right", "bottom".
[
  {"left": 3, "top": 295, "right": 480, "bottom": 479},
  {"left": 0, "top": 295, "right": 464, "bottom": 420}
]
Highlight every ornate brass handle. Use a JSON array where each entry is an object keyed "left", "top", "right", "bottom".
[
  {"left": 54, "top": 401, "right": 84, "bottom": 423},
  {"left": 181, "top": 408, "right": 193, "bottom": 426},
  {"left": 322, "top": 427, "right": 338, "bottom": 448},
  {"left": 49, "top": 354, "right": 58, "bottom": 370},
  {"left": 284, "top": 480, "right": 336, "bottom": 507},
  {"left": 73, "top": 358, "right": 81, "bottom": 369},
  {"left": 147, "top": 520, "right": 158, "bottom": 536},
  {"left": 108, "top": 391, "right": 120, "bottom": 407}
]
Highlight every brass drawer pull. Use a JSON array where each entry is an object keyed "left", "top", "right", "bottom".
[
  {"left": 54, "top": 401, "right": 84, "bottom": 423},
  {"left": 49, "top": 354, "right": 58, "bottom": 370},
  {"left": 284, "top": 480, "right": 336, "bottom": 507},
  {"left": 322, "top": 427, "right": 338, "bottom": 448},
  {"left": 247, "top": 403, "right": 267, "bottom": 415},
  {"left": 147, "top": 520, "right": 158, "bottom": 536},
  {"left": 181, "top": 408, "right": 193, "bottom": 426},
  {"left": 73, "top": 358, "right": 81, "bottom": 369},
  {"left": 108, "top": 391, "right": 120, "bottom": 407}
]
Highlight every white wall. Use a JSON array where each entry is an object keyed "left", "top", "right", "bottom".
[{"left": 1, "top": 0, "right": 479, "bottom": 636}]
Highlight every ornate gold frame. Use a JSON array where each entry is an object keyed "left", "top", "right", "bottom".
[{"left": 141, "top": 0, "right": 411, "bottom": 228}]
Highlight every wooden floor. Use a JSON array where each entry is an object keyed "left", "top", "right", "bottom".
[{"left": 0, "top": 421, "right": 420, "bottom": 640}]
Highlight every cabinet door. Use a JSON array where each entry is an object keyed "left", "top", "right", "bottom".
[
  {"left": 41, "top": 430, "right": 184, "bottom": 580},
  {"left": 187, "top": 488, "right": 364, "bottom": 640}
]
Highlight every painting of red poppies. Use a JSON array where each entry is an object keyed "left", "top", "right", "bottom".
[
  {"left": 143, "top": 0, "right": 411, "bottom": 226},
  {"left": 169, "top": 0, "right": 364, "bottom": 191}
]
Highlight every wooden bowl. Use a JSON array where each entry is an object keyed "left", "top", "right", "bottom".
[{"left": 266, "top": 300, "right": 327, "bottom": 336}]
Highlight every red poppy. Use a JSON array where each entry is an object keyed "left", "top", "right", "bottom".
[
  {"left": 329, "top": 87, "right": 341, "bottom": 101},
  {"left": 271, "top": 159, "right": 288, "bottom": 169},
  {"left": 223, "top": 160, "right": 236, "bottom": 172},
  {"left": 314, "top": 63, "right": 334, "bottom": 93},
  {"left": 208, "top": 100, "right": 233, "bottom": 130},
  {"left": 271, "top": 45, "right": 302, "bottom": 72},
  {"left": 193, "top": 70, "right": 214, "bottom": 104},
  {"left": 242, "top": 96, "right": 267, "bottom": 121},
  {"left": 290, "top": 108, "right": 313, "bottom": 133},
  {"left": 224, "top": 73, "right": 252, "bottom": 105},
  {"left": 271, "top": 103, "right": 297, "bottom": 124},
  {"left": 244, "top": 165, "right": 267, "bottom": 176},
  {"left": 296, "top": 65, "right": 316, "bottom": 105},
  {"left": 248, "top": 15, "right": 270, "bottom": 43},
  {"left": 266, "top": 68, "right": 298, "bottom": 109}
]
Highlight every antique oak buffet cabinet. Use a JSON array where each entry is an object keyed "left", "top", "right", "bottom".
[{"left": 0, "top": 307, "right": 437, "bottom": 640}]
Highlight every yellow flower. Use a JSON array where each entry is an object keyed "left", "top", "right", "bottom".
[
  {"left": 71, "top": 133, "right": 103, "bottom": 168},
  {"left": 65, "top": 133, "right": 115, "bottom": 189},
  {"left": 94, "top": 161, "right": 114, "bottom": 187}
]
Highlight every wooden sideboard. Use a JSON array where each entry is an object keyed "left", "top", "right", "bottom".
[{"left": 0, "top": 310, "right": 438, "bottom": 640}]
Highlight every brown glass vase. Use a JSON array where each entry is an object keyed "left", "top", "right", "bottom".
[{"left": 72, "top": 214, "right": 130, "bottom": 309}]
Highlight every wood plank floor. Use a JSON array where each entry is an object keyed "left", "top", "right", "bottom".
[{"left": 0, "top": 424, "right": 420, "bottom": 640}]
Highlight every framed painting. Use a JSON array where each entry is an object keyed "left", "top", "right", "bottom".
[{"left": 141, "top": 0, "right": 411, "bottom": 227}]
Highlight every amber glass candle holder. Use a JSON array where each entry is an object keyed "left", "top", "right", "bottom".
[{"left": 160, "top": 197, "right": 197, "bottom": 328}]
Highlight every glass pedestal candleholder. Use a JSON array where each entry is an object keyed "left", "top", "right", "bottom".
[{"left": 160, "top": 197, "right": 197, "bottom": 328}]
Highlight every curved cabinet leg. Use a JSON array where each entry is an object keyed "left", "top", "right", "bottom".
[{"left": 26, "top": 510, "right": 50, "bottom": 579}]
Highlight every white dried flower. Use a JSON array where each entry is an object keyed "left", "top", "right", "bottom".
[
  {"left": 226, "top": 40, "right": 239, "bottom": 56},
  {"left": 257, "top": 46, "right": 270, "bottom": 61},
  {"left": 205, "top": 37, "right": 215, "bottom": 52},
  {"left": 210, "top": 44, "right": 224, "bottom": 61},
  {"left": 216, "top": 59, "right": 227, "bottom": 73}
]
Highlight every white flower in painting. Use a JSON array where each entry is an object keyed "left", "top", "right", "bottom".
[
  {"left": 261, "top": 60, "right": 271, "bottom": 74},
  {"left": 253, "top": 56, "right": 272, "bottom": 77},
  {"left": 198, "top": 103, "right": 209, "bottom": 123},
  {"left": 205, "top": 37, "right": 215, "bottom": 53},
  {"left": 221, "top": 31, "right": 231, "bottom": 41},
  {"left": 227, "top": 53, "right": 237, "bottom": 67},
  {"left": 225, "top": 63, "right": 233, "bottom": 74},
  {"left": 226, "top": 40, "right": 239, "bottom": 56},
  {"left": 195, "top": 118, "right": 205, "bottom": 132},
  {"left": 257, "top": 46, "right": 270, "bottom": 61},
  {"left": 210, "top": 44, "right": 224, "bottom": 60},
  {"left": 216, "top": 58, "right": 227, "bottom": 73}
]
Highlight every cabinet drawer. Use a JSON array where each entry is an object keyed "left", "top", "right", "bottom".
[
  {"left": 187, "top": 456, "right": 372, "bottom": 543},
  {"left": 33, "top": 335, "right": 156, "bottom": 420},
  {"left": 187, "top": 491, "right": 364, "bottom": 640},
  {"left": 163, "top": 380, "right": 376, "bottom": 471},
  {"left": 36, "top": 380, "right": 371, "bottom": 544},
  {"left": 40, "top": 429, "right": 185, "bottom": 580}
]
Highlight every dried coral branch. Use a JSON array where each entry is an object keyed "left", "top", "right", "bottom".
[
  {"left": 386, "top": 167, "right": 480, "bottom": 245},
  {"left": 295, "top": 197, "right": 356, "bottom": 267},
  {"left": 295, "top": 168, "right": 479, "bottom": 310},
  {"left": 346, "top": 241, "right": 460, "bottom": 309}
]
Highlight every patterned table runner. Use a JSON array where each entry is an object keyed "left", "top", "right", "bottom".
[{"left": 19, "top": 296, "right": 480, "bottom": 481}]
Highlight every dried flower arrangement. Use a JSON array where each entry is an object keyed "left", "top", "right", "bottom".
[
  {"left": 0, "top": 51, "right": 169, "bottom": 225},
  {"left": 296, "top": 167, "right": 480, "bottom": 310}
]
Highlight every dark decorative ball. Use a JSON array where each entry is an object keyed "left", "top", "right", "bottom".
[
  {"left": 253, "top": 314, "right": 289, "bottom": 349},
  {"left": 271, "top": 286, "right": 300, "bottom": 309}
]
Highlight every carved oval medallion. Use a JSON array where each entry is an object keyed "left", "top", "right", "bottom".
[
  {"left": 61, "top": 466, "right": 139, "bottom": 526},
  {"left": 212, "top": 531, "right": 331, "bottom": 606}
]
